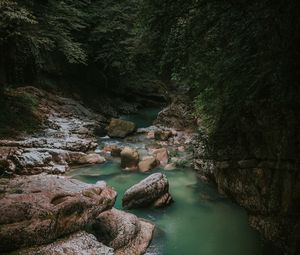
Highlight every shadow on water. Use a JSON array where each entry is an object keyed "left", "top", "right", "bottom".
[{"left": 68, "top": 163, "right": 275, "bottom": 255}]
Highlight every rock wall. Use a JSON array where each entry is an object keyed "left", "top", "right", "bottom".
[
  {"left": 156, "top": 90, "right": 300, "bottom": 254},
  {"left": 193, "top": 132, "right": 300, "bottom": 255}
]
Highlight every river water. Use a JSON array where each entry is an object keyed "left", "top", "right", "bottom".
[{"left": 67, "top": 108, "right": 273, "bottom": 255}]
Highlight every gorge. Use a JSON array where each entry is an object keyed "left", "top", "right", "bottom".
[{"left": 0, "top": 0, "right": 299, "bottom": 254}]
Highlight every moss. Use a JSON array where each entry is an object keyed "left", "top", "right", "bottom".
[{"left": 0, "top": 89, "right": 41, "bottom": 138}]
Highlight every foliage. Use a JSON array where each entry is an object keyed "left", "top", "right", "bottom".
[
  {"left": 0, "top": 89, "right": 41, "bottom": 137},
  {"left": 140, "top": 0, "right": 300, "bottom": 158},
  {"left": 0, "top": 0, "right": 299, "bottom": 158}
]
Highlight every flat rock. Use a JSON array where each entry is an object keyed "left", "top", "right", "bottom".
[
  {"left": 122, "top": 173, "right": 173, "bottom": 209},
  {"left": 11, "top": 231, "right": 114, "bottom": 255},
  {"left": 93, "top": 208, "right": 154, "bottom": 255},
  {"left": 72, "top": 153, "right": 106, "bottom": 165},
  {"left": 0, "top": 175, "right": 117, "bottom": 253}
]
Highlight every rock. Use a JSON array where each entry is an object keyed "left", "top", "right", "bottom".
[
  {"left": 153, "top": 192, "right": 173, "bottom": 208},
  {"left": 11, "top": 151, "right": 52, "bottom": 168},
  {"left": 82, "top": 153, "right": 106, "bottom": 164},
  {"left": 146, "top": 131, "right": 155, "bottom": 139},
  {"left": 122, "top": 173, "right": 173, "bottom": 209},
  {"left": 152, "top": 147, "right": 169, "bottom": 166},
  {"left": 103, "top": 144, "right": 122, "bottom": 157},
  {"left": 154, "top": 130, "right": 172, "bottom": 141},
  {"left": 111, "top": 147, "right": 122, "bottom": 157},
  {"left": 154, "top": 96, "right": 196, "bottom": 130},
  {"left": 0, "top": 86, "right": 108, "bottom": 175},
  {"left": 0, "top": 175, "right": 117, "bottom": 253},
  {"left": 178, "top": 146, "right": 185, "bottom": 152},
  {"left": 0, "top": 158, "right": 16, "bottom": 175},
  {"left": 12, "top": 231, "right": 114, "bottom": 255},
  {"left": 107, "top": 118, "right": 136, "bottom": 138},
  {"left": 120, "top": 147, "right": 139, "bottom": 170},
  {"left": 93, "top": 208, "right": 154, "bottom": 255},
  {"left": 164, "top": 163, "right": 176, "bottom": 171},
  {"left": 69, "top": 152, "right": 106, "bottom": 165},
  {"left": 138, "top": 157, "right": 159, "bottom": 172}
]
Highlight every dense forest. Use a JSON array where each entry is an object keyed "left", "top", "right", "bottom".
[
  {"left": 1, "top": 0, "right": 299, "bottom": 154},
  {"left": 0, "top": 1, "right": 300, "bottom": 254}
]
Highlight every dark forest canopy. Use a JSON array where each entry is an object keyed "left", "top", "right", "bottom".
[{"left": 0, "top": 0, "right": 299, "bottom": 157}]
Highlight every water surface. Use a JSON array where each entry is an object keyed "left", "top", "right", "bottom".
[
  {"left": 68, "top": 107, "right": 273, "bottom": 255},
  {"left": 68, "top": 162, "right": 272, "bottom": 255}
]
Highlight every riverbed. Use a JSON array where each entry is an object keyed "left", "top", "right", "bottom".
[{"left": 67, "top": 108, "right": 273, "bottom": 255}]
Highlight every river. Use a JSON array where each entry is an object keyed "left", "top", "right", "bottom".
[{"left": 67, "top": 107, "right": 273, "bottom": 255}]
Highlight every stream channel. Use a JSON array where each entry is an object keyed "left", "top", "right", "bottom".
[{"left": 67, "top": 107, "right": 273, "bottom": 255}]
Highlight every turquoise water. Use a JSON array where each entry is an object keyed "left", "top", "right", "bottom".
[
  {"left": 120, "top": 107, "right": 161, "bottom": 128},
  {"left": 68, "top": 163, "right": 272, "bottom": 255},
  {"left": 67, "top": 107, "right": 273, "bottom": 255}
]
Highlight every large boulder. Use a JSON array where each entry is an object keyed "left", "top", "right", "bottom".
[
  {"left": 120, "top": 147, "right": 139, "bottom": 170},
  {"left": 122, "top": 173, "right": 173, "bottom": 209},
  {"left": 138, "top": 157, "right": 159, "bottom": 172},
  {"left": 93, "top": 208, "right": 155, "bottom": 255},
  {"left": 0, "top": 175, "right": 117, "bottom": 253},
  {"left": 107, "top": 118, "right": 136, "bottom": 138},
  {"left": 103, "top": 144, "right": 122, "bottom": 157},
  {"left": 12, "top": 231, "right": 114, "bottom": 255}
]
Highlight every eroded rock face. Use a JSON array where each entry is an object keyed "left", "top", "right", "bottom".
[
  {"left": 193, "top": 132, "right": 300, "bottom": 254},
  {"left": 0, "top": 175, "right": 117, "bottom": 253},
  {"left": 138, "top": 157, "right": 159, "bottom": 172},
  {"left": 107, "top": 118, "right": 136, "bottom": 138},
  {"left": 122, "top": 173, "right": 173, "bottom": 209},
  {"left": 0, "top": 86, "right": 108, "bottom": 175},
  {"left": 11, "top": 231, "right": 114, "bottom": 255},
  {"left": 154, "top": 96, "right": 196, "bottom": 130},
  {"left": 93, "top": 208, "right": 155, "bottom": 255},
  {"left": 120, "top": 147, "right": 139, "bottom": 170}
]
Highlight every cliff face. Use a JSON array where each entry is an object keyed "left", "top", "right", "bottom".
[{"left": 193, "top": 131, "right": 300, "bottom": 255}]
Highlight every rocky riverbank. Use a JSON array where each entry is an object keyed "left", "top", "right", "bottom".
[
  {"left": 151, "top": 88, "right": 299, "bottom": 254},
  {"left": 0, "top": 87, "right": 161, "bottom": 254},
  {"left": 192, "top": 125, "right": 300, "bottom": 254},
  {"left": 0, "top": 86, "right": 109, "bottom": 176}
]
